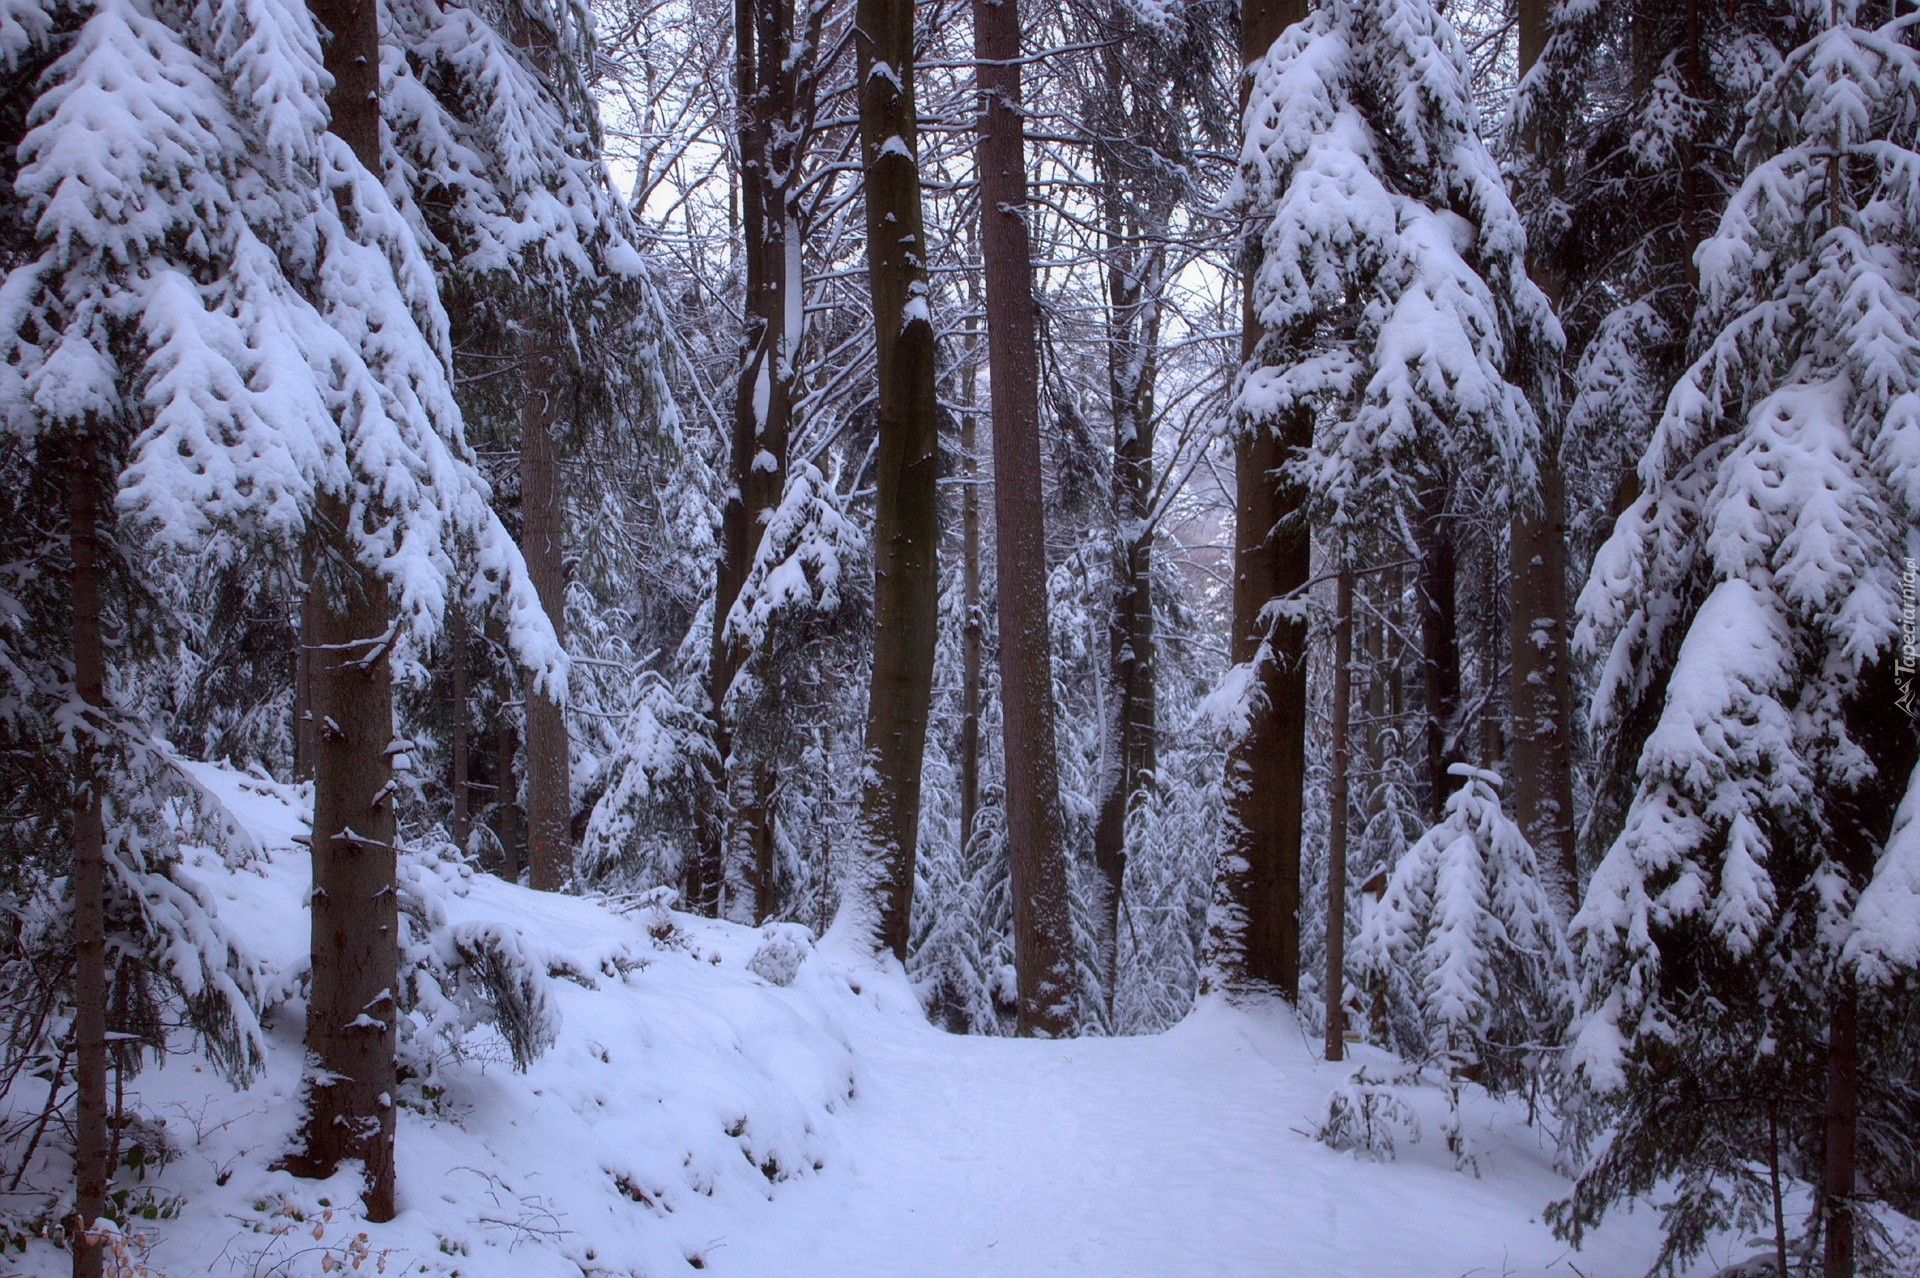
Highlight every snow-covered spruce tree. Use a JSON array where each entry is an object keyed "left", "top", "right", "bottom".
[
  {"left": 575, "top": 409, "right": 720, "bottom": 894},
  {"left": 1508, "top": 0, "right": 1800, "bottom": 902},
  {"left": 0, "top": 0, "right": 313, "bottom": 1255},
  {"left": 715, "top": 459, "right": 870, "bottom": 921},
  {"left": 1215, "top": 0, "right": 1557, "bottom": 1004},
  {"left": 4, "top": 0, "right": 563, "bottom": 1229},
  {"left": 1354, "top": 765, "right": 1573, "bottom": 1090},
  {"left": 1557, "top": 7, "right": 1920, "bottom": 1272}
]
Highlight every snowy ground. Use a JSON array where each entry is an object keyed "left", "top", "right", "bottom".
[{"left": 11, "top": 764, "right": 1780, "bottom": 1277}]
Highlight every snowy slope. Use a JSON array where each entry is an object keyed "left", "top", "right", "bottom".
[{"left": 12, "top": 764, "right": 1753, "bottom": 1277}]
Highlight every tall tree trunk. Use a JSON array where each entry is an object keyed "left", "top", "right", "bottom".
[
  {"left": 976, "top": 0, "right": 1075, "bottom": 1038},
  {"left": 960, "top": 308, "right": 982, "bottom": 860},
  {"left": 1824, "top": 978, "right": 1858, "bottom": 1278},
  {"left": 750, "top": 763, "right": 776, "bottom": 925},
  {"left": 449, "top": 600, "right": 471, "bottom": 854},
  {"left": 1509, "top": 0, "right": 1577, "bottom": 907},
  {"left": 518, "top": 347, "right": 571, "bottom": 892},
  {"left": 1478, "top": 543, "right": 1505, "bottom": 769},
  {"left": 847, "top": 0, "right": 939, "bottom": 959},
  {"left": 291, "top": 0, "right": 398, "bottom": 1218},
  {"left": 289, "top": 498, "right": 399, "bottom": 1221},
  {"left": 489, "top": 610, "right": 524, "bottom": 882},
  {"left": 727, "top": 763, "right": 766, "bottom": 921},
  {"left": 1363, "top": 585, "right": 1386, "bottom": 838},
  {"left": 1210, "top": 0, "right": 1310, "bottom": 1000},
  {"left": 1417, "top": 480, "right": 1461, "bottom": 821},
  {"left": 1324, "top": 565, "right": 1353, "bottom": 1062},
  {"left": 1507, "top": 463, "right": 1574, "bottom": 893},
  {"left": 67, "top": 440, "right": 107, "bottom": 1278},
  {"left": 1091, "top": 188, "right": 1165, "bottom": 1022},
  {"left": 294, "top": 544, "right": 315, "bottom": 783},
  {"left": 702, "top": 0, "right": 811, "bottom": 921},
  {"left": 495, "top": 709, "right": 523, "bottom": 882}
]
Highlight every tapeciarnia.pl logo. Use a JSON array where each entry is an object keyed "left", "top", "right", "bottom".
[{"left": 1900, "top": 556, "right": 1917, "bottom": 719}]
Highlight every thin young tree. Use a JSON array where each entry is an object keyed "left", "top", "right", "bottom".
[
  {"left": 960, "top": 297, "right": 984, "bottom": 861},
  {"left": 1066, "top": 0, "right": 1228, "bottom": 1021},
  {"left": 1560, "top": 9, "right": 1920, "bottom": 1272}
]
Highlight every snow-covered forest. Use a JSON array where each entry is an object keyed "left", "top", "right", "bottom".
[{"left": 3, "top": 0, "right": 1918, "bottom": 1272}]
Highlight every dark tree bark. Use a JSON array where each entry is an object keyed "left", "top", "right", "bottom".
[
  {"left": 517, "top": 347, "right": 571, "bottom": 892},
  {"left": 287, "top": 498, "right": 400, "bottom": 1222},
  {"left": 1324, "top": 565, "right": 1353, "bottom": 1062},
  {"left": 1509, "top": 0, "right": 1577, "bottom": 908},
  {"left": 494, "top": 707, "right": 523, "bottom": 882},
  {"left": 1416, "top": 480, "right": 1461, "bottom": 821},
  {"left": 1478, "top": 541, "right": 1505, "bottom": 769},
  {"left": 1363, "top": 581, "right": 1386, "bottom": 835},
  {"left": 1209, "top": 0, "right": 1310, "bottom": 1002},
  {"left": 975, "top": 0, "right": 1075, "bottom": 1037},
  {"left": 294, "top": 544, "right": 315, "bottom": 784},
  {"left": 449, "top": 600, "right": 470, "bottom": 854},
  {"left": 847, "top": 0, "right": 940, "bottom": 959},
  {"left": 67, "top": 439, "right": 107, "bottom": 1278},
  {"left": 486, "top": 609, "right": 525, "bottom": 881},
  {"left": 749, "top": 763, "right": 776, "bottom": 925},
  {"left": 288, "top": 0, "right": 399, "bottom": 1214},
  {"left": 1824, "top": 979, "right": 1857, "bottom": 1278},
  {"left": 959, "top": 307, "right": 982, "bottom": 860}
]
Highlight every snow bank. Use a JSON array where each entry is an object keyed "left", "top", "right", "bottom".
[{"left": 9, "top": 764, "right": 868, "bottom": 1277}]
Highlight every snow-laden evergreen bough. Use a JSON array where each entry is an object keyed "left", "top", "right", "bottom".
[
  {"left": 1231, "top": 0, "right": 1558, "bottom": 530},
  {"left": 1561, "top": 4, "right": 1920, "bottom": 1269},
  {"left": 1, "top": 0, "right": 565, "bottom": 683}
]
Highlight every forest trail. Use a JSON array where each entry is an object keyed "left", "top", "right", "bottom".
[
  {"left": 19, "top": 768, "right": 1701, "bottom": 1278},
  {"left": 704, "top": 995, "right": 1674, "bottom": 1278}
]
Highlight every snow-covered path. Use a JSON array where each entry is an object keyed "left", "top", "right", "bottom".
[
  {"left": 17, "top": 769, "right": 1710, "bottom": 1278},
  {"left": 708, "top": 996, "right": 1672, "bottom": 1278}
]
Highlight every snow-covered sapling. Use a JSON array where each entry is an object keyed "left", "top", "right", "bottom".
[{"left": 1354, "top": 764, "right": 1574, "bottom": 1095}]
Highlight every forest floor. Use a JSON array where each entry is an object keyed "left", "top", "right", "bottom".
[{"left": 9, "top": 762, "right": 1781, "bottom": 1278}]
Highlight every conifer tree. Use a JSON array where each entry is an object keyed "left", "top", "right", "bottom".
[
  {"left": 1561, "top": 7, "right": 1920, "bottom": 1270},
  {"left": 1511, "top": 0, "right": 1799, "bottom": 881},
  {"left": 381, "top": 0, "right": 667, "bottom": 894},
  {"left": 1355, "top": 766, "right": 1573, "bottom": 1092},
  {"left": 1216, "top": 0, "right": 1556, "bottom": 1003}
]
